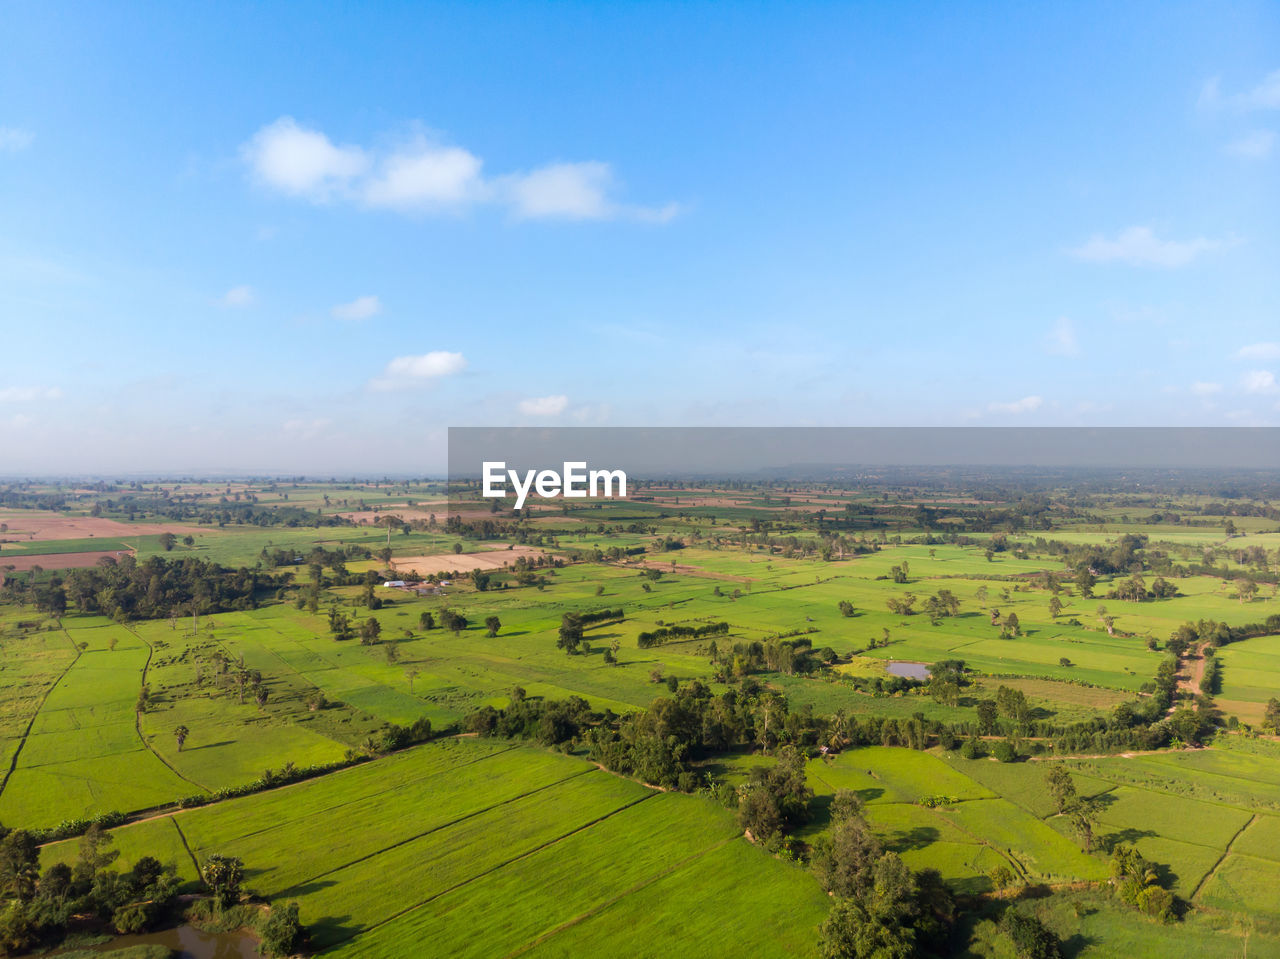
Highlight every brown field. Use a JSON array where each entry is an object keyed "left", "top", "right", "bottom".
[
  {"left": 337, "top": 505, "right": 448, "bottom": 524},
  {"left": 0, "top": 549, "right": 135, "bottom": 576},
  {"left": 0, "top": 509, "right": 180, "bottom": 541},
  {"left": 389, "top": 545, "right": 554, "bottom": 576}
]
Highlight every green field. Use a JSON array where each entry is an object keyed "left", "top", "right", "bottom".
[{"left": 5, "top": 476, "right": 1280, "bottom": 957}]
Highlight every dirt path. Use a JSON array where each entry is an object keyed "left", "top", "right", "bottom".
[{"left": 1167, "top": 644, "right": 1207, "bottom": 716}]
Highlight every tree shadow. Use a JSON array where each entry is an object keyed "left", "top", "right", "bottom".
[
  {"left": 1061, "top": 934, "right": 1099, "bottom": 959},
  {"left": 886, "top": 825, "right": 940, "bottom": 853},
  {"left": 186, "top": 740, "right": 235, "bottom": 751},
  {"left": 307, "top": 913, "right": 363, "bottom": 950}
]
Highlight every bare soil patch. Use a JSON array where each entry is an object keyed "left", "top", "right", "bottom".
[
  {"left": 0, "top": 509, "right": 180, "bottom": 541},
  {"left": 389, "top": 545, "right": 554, "bottom": 576},
  {"left": 0, "top": 549, "right": 135, "bottom": 574}
]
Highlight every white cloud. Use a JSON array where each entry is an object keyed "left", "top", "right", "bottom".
[
  {"left": 1044, "top": 317, "right": 1080, "bottom": 357},
  {"left": 987, "top": 395, "right": 1043, "bottom": 415},
  {"left": 6, "top": 413, "right": 32, "bottom": 429},
  {"left": 1190, "top": 381, "right": 1223, "bottom": 396},
  {"left": 241, "top": 117, "right": 368, "bottom": 200},
  {"left": 0, "top": 386, "right": 61, "bottom": 403},
  {"left": 1201, "top": 70, "right": 1280, "bottom": 111},
  {"left": 362, "top": 140, "right": 486, "bottom": 212},
  {"left": 1237, "top": 342, "right": 1280, "bottom": 360},
  {"left": 1069, "top": 226, "right": 1225, "bottom": 268},
  {"left": 1225, "top": 129, "right": 1276, "bottom": 158},
  {"left": 220, "top": 285, "right": 254, "bottom": 307},
  {"left": 500, "top": 162, "right": 678, "bottom": 222},
  {"left": 241, "top": 118, "right": 676, "bottom": 222},
  {"left": 0, "top": 127, "right": 34, "bottom": 152},
  {"left": 369, "top": 351, "right": 467, "bottom": 390},
  {"left": 1241, "top": 370, "right": 1278, "bottom": 394},
  {"left": 517, "top": 394, "right": 569, "bottom": 416},
  {"left": 331, "top": 295, "right": 382, "bottom": 321}
]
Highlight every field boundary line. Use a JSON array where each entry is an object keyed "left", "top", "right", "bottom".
[
  {"left": 0, "top": 623, "right": 83, "bottom": 799},
  {"left": 174, "top": 742, "right": 526, "bottom": 849},
  {"left": 170, "top": 816, "right": 204, "bottom": 880},
  {"left": 124, "top": 624, "right": 211, "bottom": 794},
  {"left": 1190, "top": 812, "right": 1256, "bottom": 901},
  {"left": 327, "top": 790, "right": 661, "bottom": 948},
  {"left": 502, "top": 833, "right": 740, "bottom": 958},
  {"left": 278, "top": 765, "right": 602, "bottom": 892}
]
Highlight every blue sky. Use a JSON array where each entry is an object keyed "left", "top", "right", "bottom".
[{"left": 1, "top": 1, "right": 1278, "bottom": 473}]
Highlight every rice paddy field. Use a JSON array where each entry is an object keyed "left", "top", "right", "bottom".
[{"left": 4, "top": 475, "right": 1280, "bottom": 957}]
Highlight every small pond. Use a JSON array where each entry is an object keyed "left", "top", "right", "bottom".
[
  {"left": 85, "top": 924, "right": 258, "bottom": 958},
  {"left": 886, "top": 660, "right": 930, "bottom": 681}
]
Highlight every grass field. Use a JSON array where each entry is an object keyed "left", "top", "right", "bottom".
[{"left": 6, "top": 478, "right": 1280, "bottom": 957}]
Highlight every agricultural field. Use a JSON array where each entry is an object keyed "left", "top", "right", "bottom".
[{"left": 2, "top": 474, "right": 1280, "bottom": 957}]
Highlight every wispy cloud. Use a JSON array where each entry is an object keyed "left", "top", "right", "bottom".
[
  {"left": 220, "top": 285, "right": 255, "bottom": 307},
  {"left": 1190, "top": 381, "right": 1222, "bottom": 396},
  {"left": 1199, "top": 69, "right": 1280, "bottom": 112},
  {"left": 1241, "top": 370, "right": 1278, "bottom": 394},
  {"left": 1225, "top": 129, "right": 1276, "bottom": 159},
  {"left": 987, "top": 395, "right": 1043, "bottom": 415},
  {"left": 369, "top": 351, "right": 467, "bottom": 391},
  {"left": 0, "top": 386, "right": 62, "bottom": 403},
  {"left": 1068, "top": 226, "right": 1227, "bottom": 268},
  {"left": 517, "top": 394, "right": 569, "bottom": 416},
  {"left": 0, "top": 127, "right": 34, "bottom": 153},
  {"left": 331, "top": 294, "right": 381, "bottom": 321},
  {"left": 241, "top": 117, "right": 677, "bottom": 222},
  {"left": 1236, "top": 342, "right": 1280, "bottom": 361},
  {"left": 1044, "top": 317, "right": 1080, "bottom": 357}
]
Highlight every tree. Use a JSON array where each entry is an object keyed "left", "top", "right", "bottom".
[
  {"left": 0, "top": 829, "right": 39, "bottom": 901},
  {"left": 1264, "top": 697, "right": 1280, "bottom": 732},
  {"left": 737, "top": 746, "right": 812, "bottom": 844},
  {"left": 173, "top": 724, "right": 189, "bottom": 752},
  {"left": 159, "top": 532, "right": 177, "bottom": 551},
  {"left": 485, "top": 616, "right": 501, "bottom": 637},
  {"left": 976, "top": 699, "right": 999, "bottom": 734},
  {"left": 1048, "top": 596, "right": 1063, "bottom": 618},
  {"left": 360, "top": 617, "right": 382, "bottom": 645},
  {"left": 202, "top": 854, "right": 244, "bottom": 910},
  {"left": 812, "top": 792, "right": 883, "bottom": 899},
  {"left": 838, "top": 600, "right": 856, "bottom": 617},
  {"left": 405, "top": 667, "right": 420, "bottom": 693},
  {"left": 1075, "top": 567, "right": 1096, "bottom": 599},
  {"left": 1064, "top": 796, "right": 1102, "bottom": 852},
  {"left": 419, "top": 611, "right": 435, "bottom": 631},
  {"left": 1002, "top": 612, "right": 1021, "bottom": 638},
  {"left": 1000, "top": 910, "right": 1062, "bottom": 959},
  {"left": 557, "top": 613, "right": 583, "bottom": 654},
  {"left": 259, "top": 901, "right": 304, "bottom": 957}
]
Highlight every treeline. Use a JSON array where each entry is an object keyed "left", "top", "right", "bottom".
[
  {"left": 5, "top": 555, "right": 290, "bottom": 621},
  {"left": 468, "top": 681, "right": 826, "bottom": 790},
  {"left": 0, "top": 823, "right": 181, "bottom": 951},
  {"left": 637, "top": 620, "right": 729, "bottom": 648}
]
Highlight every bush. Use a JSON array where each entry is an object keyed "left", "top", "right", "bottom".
[
  {"left": 258, "top": 901, "right": 304, "bottom": 956},
  {"left": 993, "top": 741, "right": 1018, "bottom": 763},
  {"left": 960, "top": 737, "right": 985, "bottom": 760}
]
